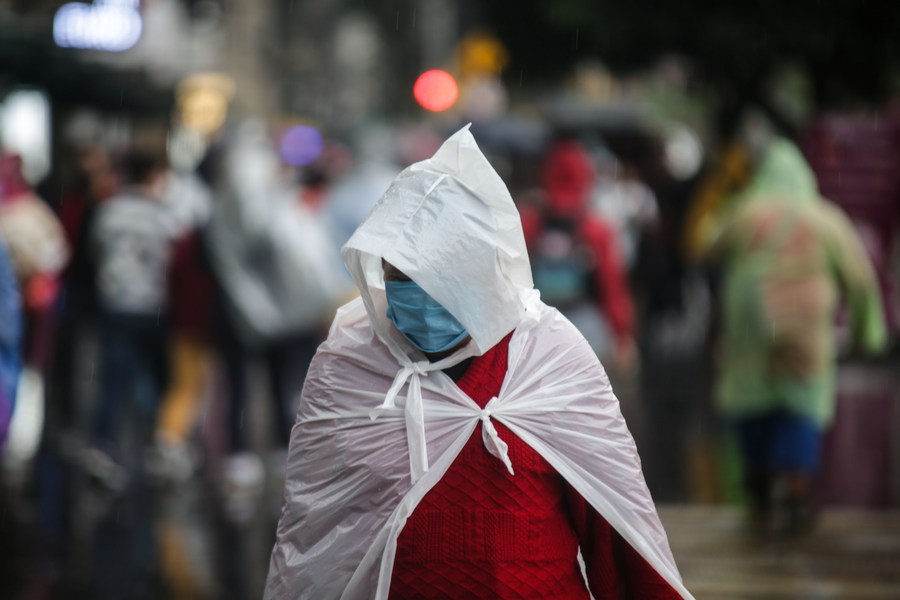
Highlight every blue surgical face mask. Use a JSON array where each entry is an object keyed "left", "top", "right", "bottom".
[{"left": 385, "top": 280, "right": 469, "bottom": 354}]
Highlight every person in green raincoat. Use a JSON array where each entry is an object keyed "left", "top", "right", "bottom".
[{"left": 703, "top": 138, "right": 887, "bottom": 532}]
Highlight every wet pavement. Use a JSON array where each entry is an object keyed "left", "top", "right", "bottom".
[
  {"left": 4, "top": 403, "right": 897, "bottom": 600},
  {"left": 661, "top": 505, "right": 900, "bottom": 599},
  {"left": 4, "top": 457, "right": 900, "bottom": 598}
]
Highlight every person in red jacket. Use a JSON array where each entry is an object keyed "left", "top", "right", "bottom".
[{"left": 520, "top": 138, "right": 636, "bottom": 372}]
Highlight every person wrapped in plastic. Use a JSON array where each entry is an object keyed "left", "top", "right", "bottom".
[
  {"left": 264, "top": 126, "right": 692, "bottom": 599},
  {"left": 703, "top": 139, "right": 887, "bottom": 532}
]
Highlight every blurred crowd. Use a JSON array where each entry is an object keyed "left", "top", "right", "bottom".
[{"left": 0, "top": 107, "right": 895, "bottom": 599}]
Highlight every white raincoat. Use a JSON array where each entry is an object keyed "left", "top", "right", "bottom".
[{"left": 265, "top": 125, "right": 692, "bottom": 600}]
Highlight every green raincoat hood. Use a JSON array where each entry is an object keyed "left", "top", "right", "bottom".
[{"left": 739, "top": 139, "right": 820, "bottom": 206}]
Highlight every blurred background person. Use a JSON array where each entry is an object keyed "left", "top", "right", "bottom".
[
  {"left": 204, "top": 122, "right": 344, "bottom": 522},
  {"left": 49, "top": 145, "right": 120, "bottom": 418},
  {"left": 0, "top": 236, "right": 25, "bottom": 600},
  {"left": 0, "top": 152, "right": 68, "bottom": 374},
  {"left": 29, "top": 145, "right": 121, "bottom": 596},
  {"left": 701, "top": 137, "right": 888, "bottom": 534},
  {"left": 0, "top": 149, "right": 68, "bottom": 571},
  {"left": 634, "top": 203, "right": 714, "bottom": 504},
  {"left": 85, "top": 150, "right": 178, "bottom": 599},
  {"left": 88, "top": 151, "right": 175, "bottom": 474},
  {"left": 520, "top": 136, "right": 637, "bottom": 373},
  {"left": 593, "top": 159, "right": 661, "bottom": 275},
  {"left": 150, "top": 170, "right": 215, "bottom": 481}
]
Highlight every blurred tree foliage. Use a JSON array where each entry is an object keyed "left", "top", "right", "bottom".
[{"left": 486, "top": 0, "right": 900, "bottom": 134}]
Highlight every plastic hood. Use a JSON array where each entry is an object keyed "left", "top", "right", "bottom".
[{"left": 342, "top": 124, "right": 535, "bottom": 362}]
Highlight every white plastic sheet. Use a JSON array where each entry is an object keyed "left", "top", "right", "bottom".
[{"left": 264, "top": 125, "right": 692, "bottom": 599}]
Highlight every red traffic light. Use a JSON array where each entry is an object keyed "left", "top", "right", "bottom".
[{"left": 413, "top": 70, "right": 459, "bottom": 112}]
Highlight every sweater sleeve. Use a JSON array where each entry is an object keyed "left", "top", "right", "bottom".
[{"left": 565, "top": 483, "right": 681, "bottom": 599}]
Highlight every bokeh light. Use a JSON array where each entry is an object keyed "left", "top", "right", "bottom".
[
  {"left": 53, "top": 0, "right": 143, "bottom": 52},
  {"left": 413, "top": 69, "right": 459, "bottom": 112},
  {"left": 177, "top": 72, "right": 235, "bottom": 136},
  {"left": 279, "top": 125, "right": 324, "bottom": 167}
]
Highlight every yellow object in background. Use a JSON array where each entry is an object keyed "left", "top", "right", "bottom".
[
  {"left": 457, "top": 31, "right": 508, "bottom": 78},
  {"left": 157, "top": 334, "right": 213, "bottom": 447},
  {"left": 682, "top": 141, "right": 752, "bottom": 261}
]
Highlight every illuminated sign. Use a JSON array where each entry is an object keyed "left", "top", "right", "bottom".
[{"left": 53, "top": 0, "right": 143, "bottom": 52}]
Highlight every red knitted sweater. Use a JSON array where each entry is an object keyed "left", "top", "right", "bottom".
[{"left": 389, "top": 332, "right": 680, "bottom": 599}]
